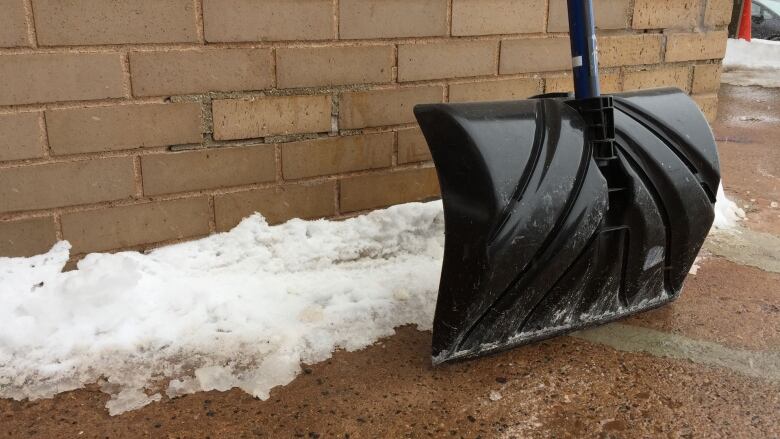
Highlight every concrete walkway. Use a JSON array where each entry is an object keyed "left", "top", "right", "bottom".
[{"left": 1, "top": 85, "right": 778, "bottom": 438}]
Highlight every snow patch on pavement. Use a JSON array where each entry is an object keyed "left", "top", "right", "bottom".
[
  {"left": 722, "top": 38, "right": 780, "bottom": 88},
  {"left": 0, "top": 202, "right": 444, "bottom": 415},
  {"left": 714, "top": 183, "right": 746, "bottom": 230}
]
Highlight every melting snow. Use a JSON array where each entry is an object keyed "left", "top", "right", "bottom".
[
  {"left": 722, "top": 38, "right": 780, "bottom": 88},
  {"left": 0, "top": 186, "right": 744, "bottom": 415},
  {"left": 714, "top": 183, "right": 746, "bottom": 230},
  {"left": 723, "top": 38, "right": 780, "bottom": 71},
  {"left": 0, "top": 201, "right": 444, "bottom": 415}
]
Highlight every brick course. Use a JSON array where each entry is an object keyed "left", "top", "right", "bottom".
[
  {"left": 397, "top": 128, "right": 432, "bottom": 164},
  {"left": 0, "top": 1, "right": 730, "bottom": 257},
  {"left": 633, "top": 0, "right": 701, "bottom": 29},
  {"left": 449, "top": 78, "right": 542, "bottom": 102},
  {"left": 213, "top": 95, "right": 332, "bottom": 140},
  {"left": 203, "top": 0, "right": 333, "bottom": 42},
  {"left": 398, "top": 41, "right": 498, "bottom": 82},
  {"left": 547, "top": 0, "right": 630, "bottom": 32},
  {"left": 0, "top": 113, "right": 45, "bottom": 161},
  {"left": 705, "top": 0, "right": 734, "bottom": 26},
  {"left": 0, "top": 0, "right": 29, "bottom": 47},
  {"left": 129, "top": 49, "right": 275, "bottom": 97},
  {"left": 33, "top": 0, "right": 198, "bottom": 46},
  {"left": 0, "top": 217, "right": 57, "bottom": 257},
  {"left": 277, "top": 46, "right": 394, "bottom": 88},
  {"left": 340, "top": 168, "right": 440, "bottom": 213},
  {"left": 141, "top": 145, "right": 276, "bottom": 196},
  {"left": 61, "top": 197, "right": 211, "bottom": 254},
  {"left": 282, "top": 133, "right": 393, "bottom": 180},
  {"left": 340, "top": 0, "right": 448, "bottom": 39},
  {"left": 693, "top": 64, "right": 723, "bottom": 94},
  {"left": 0, "top": 53, "right": 125, "bottom": 106},
  {"left": 215, "top": 182, "right": 336, "bottom": 231},
  {"left": 623, "top": 66, "right": 692, "bottom": 92},
  {"left": 500, "top": 38, "right": 571, "bottom": 74},
  {"left": 339, "top": 86, "right": 444, "bottom": 129},
  {"left": 46, "top": 103, "right": 202, "bottom": 155},
  {"left": 0, "top": 157, "right": 135, "bottom": 213},
  {"left": 599, "top": 35, "right": 663, "bottom": 67},
  {"left": 452, "top": 0, "right": 546, "bottom": 36},
  {"left": 666, "top": 31, "right": 729, "bottom": 62}
]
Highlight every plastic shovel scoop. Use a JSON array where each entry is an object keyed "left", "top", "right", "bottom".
[{"left": 414, "top": 0, "right": 720, "bottom": 364}]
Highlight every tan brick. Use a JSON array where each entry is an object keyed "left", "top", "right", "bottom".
[
  {"left": 0, "top": 0, "right": 28, "bottom": 47},
  {"left": 0, "top": 53, "right": 124, "bottom": 106},
  {"left": 130, "top": 49, "right": 274, "bottom": 97},
  {"left": 340, "top": 168, "right": 440, "bottom": 212},
  {"left": 213, "top": 95, "right": 332, "bottom": 141},
  {"left": 33, "top": 0, "right": 197, "bottom": 45},
  {"left": 0, "top": 217, "right": 57, "bottom": 257},
  {"left": 666, "top": 31, "right": 728, "bottom": 62},
  {"left": 203, "top": 0, "right": 333, "bottom": 42},
  {"left": 692, "top": 94, "right": 718, "bottom": 122},
  {"left": 399, "top": 41, "right": 497, "bottom": 82},
  {"left": 0, "top": 157, "right": 135, "bottom": 213},
  {"left": 632, "top": 0, "right": 701, "bottom": 29},
  {"left": 282, "top": 133, "right": 393, "bottom": 180},
  {"left": 623, "top": 66, "right": 691, "bottom": 92},
  {"left": 215, "top": 182, "right": 336, "bottom": 230},
  {"left": 0, "top": 113, "right": 44, "bottom": 161},
  {"left": 599, "top": 34, "right": 663, "bottom": 67},
  {"left": 452, "top": 0, "right": 545, "bottom": 36},
  {"left": 548, "top": 0, "right": 630, "bottom": 32},
  {"left": 449, "top": 78, "right": 542, "bottom": 102},
  {"left": 277, "top": 46, "right": 394, "bottom": 89},
  {"left": 339, "top": 86, "right": 444, "bottom": 129},
  {"left": 500, "top": 37, "right": 570, "bottom": 74},
  {"left": 397, "top": 128, "right": 432, "bottom": 164},
  {"left": 46, "top": 103, "right": 202, "bottom": 155},
  {"left": 705, "top": 0, "right": 733, "bottom": 27},
  {"left": 142, "top": 145, "right": 276, "bottom": 196},
  {"left": 545, "top": 71, "right": 622, "bottom": 94},
  {"left": 61, "top": 198, "right": 210, "bottom": 254},
  {"left": 692, "top": 63, "right": 722, "bottom": 94},
  {"left": 340, "top": 0, "right": 448, "bottom": 39}
]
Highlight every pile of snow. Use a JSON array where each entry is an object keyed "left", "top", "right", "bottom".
[
  {"left": 722, "top": 38, "right": 780, "bottom": 87},
  {"left": 714, "top": 183, "right": 746, "bottom": 229},
  {"left": 0, "top": 188, "right": 743, "bottom": 415},
  {"left": 0, "top": 202, "right": 444, "bottom": 415},
  {"left": 723, "top": 38, "right": 780, "bottom": 71}
]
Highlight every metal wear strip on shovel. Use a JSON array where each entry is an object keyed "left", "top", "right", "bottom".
[{"left": 414, "top": 0, "right": 720, "bottom": 364}]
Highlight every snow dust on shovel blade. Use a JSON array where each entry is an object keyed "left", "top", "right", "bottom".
[{"left": 414, "top": 88, "right": 721, "bottom": 364}]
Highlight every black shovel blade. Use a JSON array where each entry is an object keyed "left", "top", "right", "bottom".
[{"left": 414, "top": 88, "right": 719, "bottom": 364}]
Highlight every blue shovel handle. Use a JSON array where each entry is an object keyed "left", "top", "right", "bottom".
[{"left": 567, "top": 0, "right": 601, "bottom": 99}]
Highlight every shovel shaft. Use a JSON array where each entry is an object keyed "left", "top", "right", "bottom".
[{"left": 567, "top": 0, "right": 600, "bottom": 99}]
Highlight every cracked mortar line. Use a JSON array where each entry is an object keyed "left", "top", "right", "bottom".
[
  {"left": 22, "top": 0, "right": 38, "bottom": 48},
  {"left": 194, "top": 0, "right": 206, "bottom": 44}
]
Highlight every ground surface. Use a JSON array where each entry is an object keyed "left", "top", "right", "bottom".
[{"left": 1, "top": 85, "right": 778, "bottom": 438}]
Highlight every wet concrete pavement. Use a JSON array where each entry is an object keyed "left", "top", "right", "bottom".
[{"left": 1, "top": 85, "right": 779, "bottom": 438}]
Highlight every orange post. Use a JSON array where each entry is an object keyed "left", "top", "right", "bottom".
[{"left": 738, "top": 0, "right": 752, "bottom": 41}]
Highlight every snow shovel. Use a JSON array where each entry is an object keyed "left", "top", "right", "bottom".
[{"left": 414, "top": 0, "right": 720, "bottom": 364}]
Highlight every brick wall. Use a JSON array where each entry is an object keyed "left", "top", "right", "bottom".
[{"left": 0, "top": 0, "right": 730, "bottom": 258}]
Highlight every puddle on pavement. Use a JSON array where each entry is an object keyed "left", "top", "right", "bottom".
[
  {"left": 722, "top": 70, "right": 780, "bottom": 89},
  {"left": 572, "top": 323, "right": 780, "bottom": 382},
  {"left": 705, "top": 227, "right": 780, "bottom": 273}
]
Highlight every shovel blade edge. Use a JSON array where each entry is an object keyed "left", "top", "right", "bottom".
[{"left": 414, "top": 88, "right": 719, "bottom": 364}]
